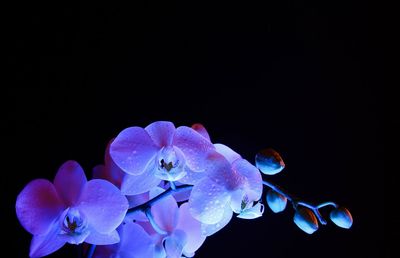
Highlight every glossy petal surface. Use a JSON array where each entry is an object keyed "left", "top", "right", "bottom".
[
  {"left": 110, "top": 127, "right": 158, "bottom": 175},
  {"left": 78, "top": 179, "right": 128, "bottom": 233},
  {"left": 16, "top": 179, "right": 65, "bottom": 235}
]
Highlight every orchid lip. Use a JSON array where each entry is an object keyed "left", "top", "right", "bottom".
[
  {"left": 154, "top": 146, "right": 186, "bottom": 181},
  {"left": 60, "top": 208, "right": 88, "bottom": 236}
]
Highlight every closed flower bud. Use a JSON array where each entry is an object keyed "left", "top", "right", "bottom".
[
  {"left": 266, "top": 189, "right": 287, "bottom": 213},
  {"left": 293, "top": 208, "right": 319, "bottom": 234},
  {"left": 255, "top": 148, "right": 285, "bottom": 175},
  {"left": 330, "top": 207, "right": 353, "bottom": 229}
]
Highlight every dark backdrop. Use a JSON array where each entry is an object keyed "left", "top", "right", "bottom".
[{"left": 4, "top": 1, "right": 385, "bottom": 257}]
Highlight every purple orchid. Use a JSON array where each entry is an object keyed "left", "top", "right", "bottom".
[
  {"left": 189, "top": 144, "right": 263, "bottom": 227},
  {"left": 147, "top": 188, "right": 206, "bottom": 257},
  {"left": 93, "top": 140, "right": 191, "bottom": 206},
  {"left": 15, "top": 120, "right": 353, "bottom": 257},
  {"left": 16, "top": 161, "right": 129, "bottom": 258},
  {"left": 95, "top": 187, "right": 206, "bottom": 258},
  {"left": 109, "top": 121, "right": 215, "bottom": 195},
  {"left": 93, "top": 221, "right": 162, "bottom": 258}
]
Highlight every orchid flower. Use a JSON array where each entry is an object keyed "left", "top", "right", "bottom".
[
  {"left": 15, "top": 121, "right": 353, "bottom": 257},
  {"left": 15, "top": 161, "right": 129, "bottom": 258},
  {"left": 109, "top": 121, "right": 215, "bottom": 195},
  {"left": 140, "top": 187, "right": 206, "bottom": 257},
  {"left": 93, "top": 221, "right": 162, "bottom": 258},
  {"left": 189, "top": 144, "right": 263, "bottom": 229},
  {"left": 97, "top": 187, "right": 206, "bottom": 258}
]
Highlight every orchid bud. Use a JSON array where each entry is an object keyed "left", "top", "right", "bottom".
[
  {"left": 330, "top": 207, "right": 353, "bottom": 229},
  {"left": 293, "top": 208, "right": 319, "bottom": 234},
  {"left": 255, "top": 148, "right": 285, "bottom": 175},
  {"left": 266, "top": 189, "right": 287, "bottom": 213}
]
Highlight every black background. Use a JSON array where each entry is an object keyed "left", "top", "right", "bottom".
[{"left": 4, "top": 1, "right": 386, "bottom": 257}]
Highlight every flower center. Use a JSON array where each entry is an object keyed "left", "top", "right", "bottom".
[
  {"left": 160, "top": 159, "right": 174, "bottom": 172},
  {"left": 155, "top": 146, "right": 186, "bottom": 181},
  {"left": 241, "top": 195, "right": 250, "bottom": 211},
  {"left": 61, "top": 208, "right": 87, "bottom": 235}
]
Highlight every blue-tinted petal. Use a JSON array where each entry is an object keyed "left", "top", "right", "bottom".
[
  {"left": 151, "top": 188, "right": 179, "bottom": 232},
  {"left": 118, "top": 222, "right": 156, "bottom": 258},
  {"left": 78, "top": 179, "right": 128, "bottom": 234},
  {"left": 191, "top": 123, "right": 211, "bottom": 142},
  {"left": 178, "top": 167, "right": 206, "bottom": 185},
  {"left": 85, "top": 229, "right": 120, "bottom": 245},
  {"left": 176, "top": 203, "right": 206, "bottom": 254},
  {"left": 110, "top": 127, "right": 159, "bottom": 175},
  {"left": 54, "top": 160, "right": 87, "bottom": 206},
  {"left": 164, "top": 230, "right": 187, "bottom": 258},
  {"left": 214, "top": 143, "right": 241, "bottom": 163},
  {"left": 29, "top": 222, "right": 65, "bottom": 258},
  {"left": 205, "top": 152, "right": 242, "bottom": 190},
  {"left": 201, "top": 204, "right": 233, "bottom": 236},
  {"left": 173, "top": 126, "right": 215, "bottom": 172},
  {"left": 189, "top": 178, "right": 230, "bottom": 224},
  {"left": 16, "top": 179, "right": 65, "bottom": 235},
  {"left": 121, "top": 162, "right": 161, "bottom": 195},
  {"left": 145, "top": 121, "right": 176, "bottom": 148},
  {"left": 232, "top": 159, "right": 263, "bottom": 201}
]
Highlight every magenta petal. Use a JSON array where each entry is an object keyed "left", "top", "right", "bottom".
[
  {"left": 121, "top": 162, "right": 161, "bottom": 195},
  {"left": 189, "top": 178, "right": 230, "bottom": 224},
  {"left": 92, "top": 164, "right": 105, "bottom": 180},
  {"left": 93, "top": 139, "right": 125, "bottom": 187},
  {"left": 85, "top": 229, "right": 120, "bottom": 245},
  {"left": 145, "top": 121, "right": 176, "bottom": 147},
  {"left": 151, "top": 190, "right": 179, "bottom": 232},
  {"left": 214, "top": 143, "right": 241, "bottom": 163},
  {"left": 78, "top": 179, "right": 128, "bottom": 233},
  {"left": 232, "top": 159, "right": 263, "bottom": 201},
  {"left": 29, "top": 223, "right": 65, "bottom": 258},
  {"left": 177, "top": 203, "right": 206, "bottom": 254},
  {"left": 191, "top": 123, "right": 211, "bottom": 141},
  {"left": 16, "top": 179, "right": 65, "bottom": 235},
  {"left": 110, "top": 127, "right": 159, "bottom": 175},
  {"left": 54, "top": 160, "right": 87, "bottom": 206},
  {"left": 173, "top": 126, "right": 215, "bottom": 172},
  {"left": 92, "top": 244, "right": 118, "bottom": 258}
]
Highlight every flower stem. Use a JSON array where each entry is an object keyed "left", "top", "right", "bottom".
[
  {"left": 145, "top": 208, "right": 168, "bottom": 235},
  {"left": 262, "top": 178, "right": 338, "bottom": 225},
  {"left": 127, "top": 185, "right": 193, "bottom": 214},
  {"left": 86, "top": 244, "right": 96, "bottom": 258}
]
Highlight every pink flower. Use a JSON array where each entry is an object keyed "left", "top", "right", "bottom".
[
  {"left": 16, "top": 161, "right": 129, "bottom": 257},
  {"left": 109, "top": 121, "right": 215, "bottom": 195},
  {"left": 189, "top": 144, "right": 263, "bottom": 228},
  {"left": 95, "top": 187, "right": 206, "bottom": 258}
]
